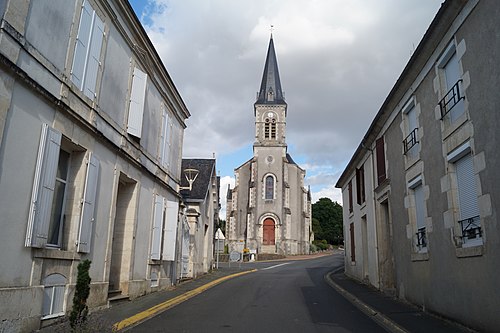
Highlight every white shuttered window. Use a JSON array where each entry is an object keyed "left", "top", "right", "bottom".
[
  {"left": 127, "top": 67, "right": 148, "bottom": 138},
  {"left": 150, "top": 195, "right": 165, "bottom": 260},
  {"left": 26, "top": 124, "right": 62, "bottom": 248},
  {"left": 160, "top": 110, "right": 171, "bottom": 168},
  {"left": 71, "top": 0, "right": 105, "bottom": 99},
  {"left": 455, "top": 153, "right": 479, "bottom": 220},
  {"left": 162, "top": 200, "right": 179, "bottom": 261},
  {"left": 77, "top": 153, "right": 100, "bottom": 253}
]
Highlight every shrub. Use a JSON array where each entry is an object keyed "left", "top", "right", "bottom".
[{"left": 70, "top": 260, "right": 92, "bottom": 328}]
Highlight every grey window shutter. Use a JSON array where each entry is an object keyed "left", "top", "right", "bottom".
[
  {"left": 127, "top": 67, "right": 148, "bottom": 138},
  {"left": 77, "top": 153, "right": 99, "bottom": 253},
  {"left": 414, "top": 184, "right": 425, "bottom": 229},
  {"left": 83, "top": 12, "right": 104, "bottom": 99},
  {"left": 160, "top": 111, "right": 169, "bottom": 166},
  {"left": 162, "top": 200, "right": 179, "bottom": 261},
  {"left": 26, "top": 124, "right": 62, "bottom": 248},
  {"left": 71, "top": 0, "right": 93, "bottom": 90},
  {"left": 456, "top": 154, "right": 479, "bottom": 220},
  {"left": 150, "top": 195, "right": 164, "bottom": 260}
]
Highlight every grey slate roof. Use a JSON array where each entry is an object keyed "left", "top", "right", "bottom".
[
  {"left": 180, "top": 159, "right": 216, "bottom": 200},
  {"left": 256, "top": 35, "right": 286, "bottom": 105}
]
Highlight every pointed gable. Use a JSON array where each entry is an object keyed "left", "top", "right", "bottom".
[{"left": 256, "top": 35, "right": 286, "bottom": 106}]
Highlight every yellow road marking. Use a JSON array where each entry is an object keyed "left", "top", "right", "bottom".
[{"left": 113, "top": 269, "right": 257, "bottom": 331}]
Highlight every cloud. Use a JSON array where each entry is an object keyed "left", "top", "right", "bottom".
[{"left": 137, "top": 0, "right": 442, "bottom": 199}]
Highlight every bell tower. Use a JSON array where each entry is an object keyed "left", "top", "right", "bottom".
[{"left": 254, "top": 35, "right": 287, "bottom": 153}]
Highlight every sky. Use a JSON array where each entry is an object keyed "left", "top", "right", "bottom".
[{"left": 128, "top": 0, "right": 443, "bottom": 218}]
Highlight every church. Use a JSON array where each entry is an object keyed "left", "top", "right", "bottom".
[{"left": 226, "top": 35, "right": 312, "bottom": 255}]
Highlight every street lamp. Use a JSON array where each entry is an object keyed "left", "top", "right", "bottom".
[{"left": 179, "top": 168, "right": 199, "bottom": 191}]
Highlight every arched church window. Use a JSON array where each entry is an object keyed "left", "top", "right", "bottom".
[{"left": 265, "top": 175, "right": 274, "bottom": 199}]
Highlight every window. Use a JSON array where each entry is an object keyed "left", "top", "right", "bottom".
[
  {"left": 150, "top": 195, "right": 178, "bottom": 261},
  {"left": 409, "top": 176, "right": 426, "bottom": 251},
  {"left": 403, "top": 100, "right": 419, "bottom": 157},
  {"left": 265, "top": 175, "right": 274, "bottom": 200},
  {"left": 71, "top": 0, "right": 105, "bottom": 99},
  {"left": 348, "top": 181, "right": 353, "bottom": 213},
  {"left": 127, "top": 67, "right": 148, "bottom": 138},
  {"left": 437, "top": 43, "right": 464, "bottom": 122},
  {"left": 264, "top": 117, "right": 276, "bottom": 140},
  {"left": 160, "top": 110, "right": 171, "bottom": 168},
  {"left": 42, "top": 274, "right": 66, "bottom": 319},
  {"left": 453, "top": 151, "right": 481, "bottom": 246},
  {"left": 356, "top": 166, "right": 365, "bottom": 205},
  {"left": 349, "top": 222, "right": 355, "bottom": 262},
  {"left": 376, "top": 137, "right": 386, "bottom": 185},
  {"left": 26, "top": 124, "right": 99, "bottom": 252}
]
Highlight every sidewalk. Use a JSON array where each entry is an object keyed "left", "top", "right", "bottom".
[{"left": 326, "top": 270, "right": 476, "bottom": 333}]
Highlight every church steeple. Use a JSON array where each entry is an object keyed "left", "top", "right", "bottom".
[{"left": 256, "top": 35, "right": 286, "bottom": 106}]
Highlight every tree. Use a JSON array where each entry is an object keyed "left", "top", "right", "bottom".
[
  {"left": 70, "top": 260, "right": 92, "bottom": 327},
  {"left": 312, "top": 197, "right": 343, "bottom": 245}
]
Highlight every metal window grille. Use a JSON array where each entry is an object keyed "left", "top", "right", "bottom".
[
  {"left": 458, "top": 215, "right": 481, "bottom": 242},
  {"left": 416, "top": 227, "right": 427, "bottom": 250},
  {"left": 403, "top": 128, "right": 419, "bottom": 155},
  {"left": 439, "top": 79, "right": 464, "bottom": 119}
]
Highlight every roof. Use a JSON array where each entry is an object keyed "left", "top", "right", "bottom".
[
  {"left": 256, "top": 35, "right": 286, "bottom": 106},
  {"left": 180, "top": 159, "right": 216, "bottom": 200}
]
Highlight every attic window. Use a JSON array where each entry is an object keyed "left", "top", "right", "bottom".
[{"left": 267, "top": 89, "right": 274, "bottom": 102}]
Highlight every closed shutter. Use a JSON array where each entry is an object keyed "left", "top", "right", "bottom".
[
  {"left": 350, "top": 222, "right": 355, "bottom": 262},
  {"left": 150, "top": 195, "right": 164, "bottom": 260},
  {"left": 83, "top": 12, "right": 104, "bottom": 99},
  {"left": 71, "top": 0, "right": 93, "bottom": 90},
  {"left": 455, "top": 154, "right": 479, "bottom": 220},
  {"left": 169, "top": 122, "right": 182, "bottom": 177},
  {"left": 162, "top": 200, "right": 179, "bottom": 261},
  {"left": 376, "top": 137, "right": 386, "bottom": 184},
  {"left": 26, "top": 124, "right": 62, "bottom": 248},
  {"left": 160, "top": 110, "right": 169, "bottom": 167},
  {"left": 77, "top": 153, "right": 99, "bottom": 253},
  {"left": 444, "top": 52, "right": 464, "bottom": 121},
  {"left": 348, "top": 181, "right": 353, "bottom": 213},
  {"left": 414, "top": 184, "right": 425, "bottom": 229},
  {"left": 127, "top": 67, "right": 148, "bottom": 138}
]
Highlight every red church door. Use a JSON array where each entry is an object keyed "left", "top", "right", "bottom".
[{"left": 263, "top": 218, "right": 275, "bottom": 245}]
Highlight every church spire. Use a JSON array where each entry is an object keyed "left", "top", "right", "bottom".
[{"left": 256, "top": 35, "right": 286, "bottom": 105}]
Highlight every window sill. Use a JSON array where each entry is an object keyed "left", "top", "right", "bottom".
[
  {"left": 411, "top": 252, "right": 429, "bottom": 261},
  {"left": 34, "top": 249, "right": 81, "bottom": 261},
  {"left": 41, "top": 312, "right": 65, "bottom": 320},
  {"left": 456, "top": 244, "right": 483, "bottom": 258}
]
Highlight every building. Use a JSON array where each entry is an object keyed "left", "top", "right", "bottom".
[
  {"left": 180, "top": 159, "right": 219, "bottom": 278},
  {"left": 0, "top": 0, "right": 189, "bottom": 331},
  {"left": 335, "top": 1, "right": 499, "bottom": 331},
  {"left": 226, "top": 36, "right": 312, "bottom": 256}
]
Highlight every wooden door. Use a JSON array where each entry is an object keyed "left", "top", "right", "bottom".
[{"left": 263, "top": 218, "right": 275, "bottom": 245}]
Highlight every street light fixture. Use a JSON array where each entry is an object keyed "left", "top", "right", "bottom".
[{"left": 179, "top": 168, "right": 199, "bottom": 191}]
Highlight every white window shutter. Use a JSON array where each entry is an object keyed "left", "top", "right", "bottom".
[
  {"left": 456, "top": 154, "right": 479, "bottom": 220},
  {"left": 71, "top": 0, "right": 93, "bottom": 90},
  {"left": 26, "top": 124, "right": 62, "bottom": 248},
  {"left": 83, "top": 13, "right": 104, "bottom": 99},
  {"left": 160, "top": 110, "right": 169, "bottom": 166},
  {"left": 414, "top": 184, "right": 425, "bottom": 229},
  {"left": 162, "top": 200, "right": 179, "bottom": 261},
  {"left": 127, "top": 68, "right": 147, "bottom": 138},
  {"left": 150, "top": 195, "right": 164, "bottom": 260},
  {"left": 77, "top": 153, "right": 99, "bottom": 253}
]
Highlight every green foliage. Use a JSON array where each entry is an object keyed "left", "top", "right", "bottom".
[
  {"left": 70, "top": 260, "right": 92, "bottom": 328},
  {"left": 218, "top": 219, "right": 226, "bottom": 234},
  {"left": 313, "top": 239, "right": 329, "bottom": 251},
  {"left": 312, "top": 197, "right": 343, "bottom": 245}
]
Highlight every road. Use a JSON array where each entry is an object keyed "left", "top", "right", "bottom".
[{"left": 130, "top": 253, "right": 387, "bottom": 332}]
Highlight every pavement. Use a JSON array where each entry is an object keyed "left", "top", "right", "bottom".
[{"left": 37, "top": 252, "right": 476, "bottom": 332}]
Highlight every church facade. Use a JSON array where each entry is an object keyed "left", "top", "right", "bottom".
[{"left": 226, "top": 36, "right": 312, "bottom": 255}]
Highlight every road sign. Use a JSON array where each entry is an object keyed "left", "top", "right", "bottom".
[{"left": 229, "top": 251, "right": 241, "bottom": 262}]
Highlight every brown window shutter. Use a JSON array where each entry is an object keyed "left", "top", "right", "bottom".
[
  {"left": 376, "top": 137, "right": 386, "bottom": 184},
  {"left": 350, "top": 222, "right": 355, "bottom": 262}
]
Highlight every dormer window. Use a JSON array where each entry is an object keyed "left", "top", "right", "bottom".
[{"left": 267, "top": 88, "right": 274, "bottom": 102}]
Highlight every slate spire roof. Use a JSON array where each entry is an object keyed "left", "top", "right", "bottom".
[{"left": 256, "top": 35, "right": 286, "bottom": 105}]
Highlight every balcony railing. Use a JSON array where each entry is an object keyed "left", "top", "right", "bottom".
[
  {"left": 439, "top": 79, "right": 464, "bottom": 119},
  {"left": 459, "top": 215, "right": 482, "bottom": 242},
  {"left": 416, "top": 227, "right": 427, "bottom": 250},
  {"left": 403, "top": 128, "right": 418, "bottom": 155}
]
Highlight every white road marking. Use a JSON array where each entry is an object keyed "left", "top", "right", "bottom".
[{"left": 262, "top": 262, "right": 291, "bottom": 270}]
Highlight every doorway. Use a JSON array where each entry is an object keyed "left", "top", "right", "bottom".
[{"left": 263, "top": 218, "right": 275, "bottom": 245}]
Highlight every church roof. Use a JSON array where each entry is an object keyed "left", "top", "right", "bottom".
[
  {"left": 180, "top": 159, "right": 216, "bottom": 201},
  {"left": 256, "top": 35, "right": 286, "bottom": 105}
]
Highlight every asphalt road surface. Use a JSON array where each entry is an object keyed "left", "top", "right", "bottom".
[{"left": 130, "top": 253, "right": 387, "bottom": 333}]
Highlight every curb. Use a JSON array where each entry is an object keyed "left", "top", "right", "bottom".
[
  {"left": 113, "top": 269, "right": 257, "bottom": 331},
  {"left": 324, "top": 271, "right": 409, "bottom": 333}
]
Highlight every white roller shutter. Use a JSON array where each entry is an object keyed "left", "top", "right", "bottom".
[
  {"left": 77, "top": 153, "right": 99, "bottom": 253},
  {"left": 414, "top": 184, "right": 425, "bottom": 229},
  {"left": 26, "top": 124, "right": 62, "bottom": 248},
  {"left": 455, "top": 154, "right": 479, "bottom": 220}
]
